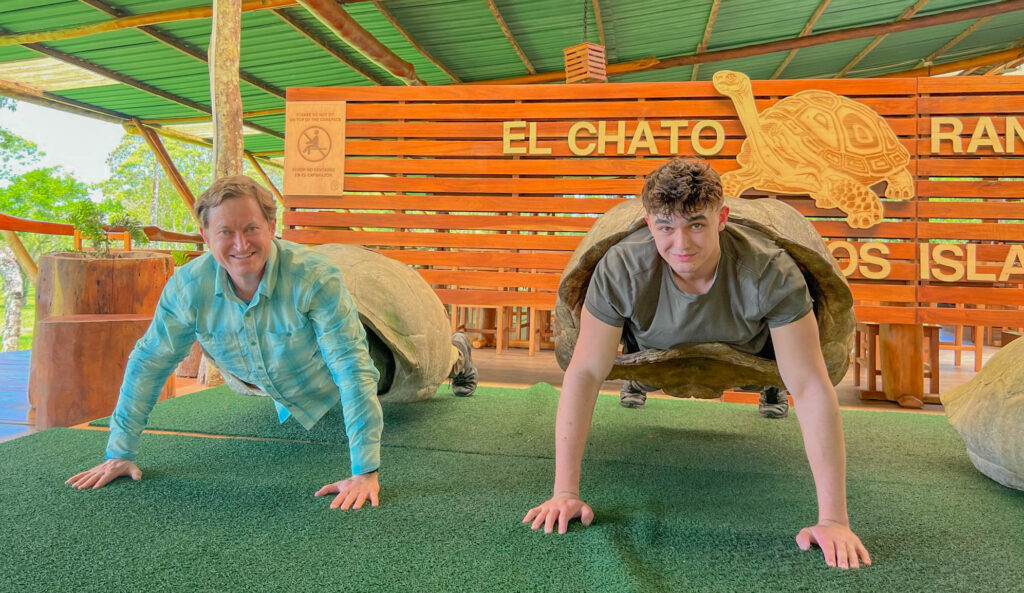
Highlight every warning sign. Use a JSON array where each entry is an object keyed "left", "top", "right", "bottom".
[{"left": 284, "top": 101, "right": 345, "bottom": 195}]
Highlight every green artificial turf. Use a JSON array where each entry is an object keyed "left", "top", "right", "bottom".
[
  {"left": 2, "top": 426, "right": 1023, "bottom": 593},
  {"left": 95, "top": 383, "right": 979, "bottom": 488}
]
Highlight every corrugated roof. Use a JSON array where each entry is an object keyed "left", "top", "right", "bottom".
[{"left": 1, "top": 0, "right": 1022, "bottom": 156}]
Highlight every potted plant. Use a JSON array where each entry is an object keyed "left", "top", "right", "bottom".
[{"left": 28, "top": 202, "right": 177, "bottom": 428}]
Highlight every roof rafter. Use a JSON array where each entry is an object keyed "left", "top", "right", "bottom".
[
  {"left": 690, "top": 0, "right": 720, "bottom": 81},
  {"left": 371, "top": 0, "right": 460, "bottom": 83},
  {"left": 592, "top": 0, "right": 606, "bottom": 47},
  {"left": 475, "top": 0, "right": 1024, "bottom": 84},
  {"left": 881, "top": 42, "right": 1024, "bottom": 77},
  {"left": 0, "top": 0, "right": 298, "bottom": 46},
  {"left": 836, "top": 0, "right": 929, "bottom": 78},
  {"left": 486, "top": 0, "right": 535, "bottom": 75},
  {"left": 0, "top": 27, "right": 285, "bottom": 140},
  {"left": 918, "top": 15, "right": 992, "bottom": 67},
  {"left": 770, "top": 0, "right": 831, "bottom": 79},
  {"left": 297, "top": 0, "right": 425, "bottom": 85},
  {"left": 0, "top": 76, "right": 128, "bottom": 123},
  {"left": 271, "top": 7, "right": 387, "bottom": 85},
  {"left": 76, "top": 0, "right": 285, "bottom": 99}
]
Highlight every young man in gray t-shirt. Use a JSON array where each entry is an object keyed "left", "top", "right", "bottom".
[{"left": 523, "top": 158, "right": 871, "bottom": 571}]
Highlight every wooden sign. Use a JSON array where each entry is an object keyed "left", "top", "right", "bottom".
[{"left": 284, "top": 100, "right": 345, "bottom": 196}]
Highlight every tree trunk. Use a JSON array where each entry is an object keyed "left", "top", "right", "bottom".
[
  {"left": 150, "top": 161, "right": 160, "bottom": 225},
  {"left": 0, "top": 247, "right": 24, "bottom": 351},
  {"left": 210, "top": 0, "right": 243, "bottom": 177}
]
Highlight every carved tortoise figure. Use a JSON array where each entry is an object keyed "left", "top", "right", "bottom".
[
  {"left": 218, "top": 244, "right": 457, "bottom": 404},
  {"left": 942, "top": 336, "right": 1024, "bottom": 491},
  {"left": 712, "top": 70, "right": 914, "bottom": 229},
  {"left": 554, "top": 197, "right": 855, "bottom": 399}
]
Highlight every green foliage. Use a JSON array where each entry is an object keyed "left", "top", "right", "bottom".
[
  {"left": 0, "top": 166, "right": 91, "bottom": 257},
  {"left": 66, "top": 199, "right": 148, "bottom": 257}
]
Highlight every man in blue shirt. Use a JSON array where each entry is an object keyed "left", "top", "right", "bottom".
[{"left": 67, "top": 176, "right": 477, "bottom": 510}]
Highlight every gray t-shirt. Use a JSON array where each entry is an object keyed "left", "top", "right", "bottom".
[{"left": 584, "top": 224, "right": 813, "bottom": 355}]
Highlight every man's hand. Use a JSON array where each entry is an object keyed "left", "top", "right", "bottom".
[
  {"left": 66, "top": 459, "right": 142, "bottom": 490},
  {"left": 523, "top": 494, "right": 594, "bottom": 534},
  {"left": 796, "top": 521, "right": 872, "bottom": 569},
  {"left": 315, "top": 471, "right": 380, "bottom": 510}
]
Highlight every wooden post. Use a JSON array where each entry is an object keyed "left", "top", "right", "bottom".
[
  {"left": 878, "top": 323, "right": 924, "bottom": 409},
  {"left": 0, "top": 230, "right": 38, "bottom": 284},
  {"left": 134, "top": 121, "right": 199, "bottom": 222},
  {"left": 211, "top": 0, "right": 244, "bottom": 177}
]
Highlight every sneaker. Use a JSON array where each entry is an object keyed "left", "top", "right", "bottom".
[
  {"left": 450, "top": 332, "right": 478, "bottom": 397},
  {"left": 758, "top": 386, "right": 789, "bottom": 419},
  {"left": 619, "top": 381, "right": 648, "bottom": 409}
]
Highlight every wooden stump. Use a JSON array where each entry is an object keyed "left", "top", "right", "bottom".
[
  {"left": 29, "top": 314, "right": 174, "bottom": 429},
  {"left": 879, "top": 323, "right": 924, "bottom": 408},
  {"left": 28, "top": 252, "right": 175, "bottom": 428},
  {"left": 176, "top": 341, "right": 203, "bottom": 378}
]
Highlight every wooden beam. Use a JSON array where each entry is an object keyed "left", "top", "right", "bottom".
[
  {"left": 690, "top": 0, "right": 721, "bottom": 81},
  {"left": 486, "top": 0, "right": 535, "bottom": 75},
  {"left": 837, "top": 0, "right": 929, "bottom": 78},
  {"left": 211, "top": 0, "right": 244, "bottom": 178},
  {"left": 297, "top": 0, "right": 425, "bottom": 85},
  {"left": 0, "top": 212, "right": 73, "bottom": 237},
  {"left": 0, "top": 77, "right": 127, "bottom": 124},
  {"left": 592, "top": 0, "right": 606, "bottom": 47},
  {"left": 245, "top": 152, "right": 285, "bottom": 204},
  {"left": 141, "top": 107, "right": 284, "bottom": 125},
  {"left": 881, "top": 44, "right": 1024, "bottom": 77},
  {"left": 133, "top": 120, "right": 200, "bottom": 223},
  {"left": 372, "top": 1, "right": 460, "bottom": 83},
  {"left": 770, "top": 0, "right": 830, "bottom": 79},
  {"left": 983, "top": 54, "right": 1024, "bottom": 75},
  {"left": 0, "top": 0, "right": 298, "bottom": 46},
  {"left": 0, "top": 231, "right": 38, "bottom": 285},
  {"left": 124, "top": 120, "right": 281, "bottom": 171},
  {"left": 475, "top": 0, "right": 1024, "bottom": 84},
  {"left": 272, "top": 7, "right": 388, "bottom": 85},
  {"left": 77, "top": 0, "right": 286, "bottom": 99},
  {"left": 920, "top": 15, "right": 991, "bottom": 66}
]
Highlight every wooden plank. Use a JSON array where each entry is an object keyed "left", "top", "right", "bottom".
[
  {"left": 344, "top": 118, "right": 919, "bottom": 139},
  {"left": 287, "top": 79, "right": 918, "bottom": 102},
  {"left": 341, "top": 137, "right": 915, "bottom": 159},
  {"left": 811, "top": 221, "right": 917, "bottom": 239},
  {"left": 844, "top": 264, "right": 918, "bottom": 281},
  {"left": 827, "top": 241, "right": 918, "bottom": 259},
  {"left": 853, "top": 305, "right": 916, "bottom": 324},
  {"left": 918, "top": 159, "right": 1024, "bottom": 177},
  {"left": 849, "top": 284, "right": 916, "bottom": 302},
  {"left": 336, "top": 98, "right": 915, "bottom": 121},
  {"left": 378, "top": 249, "right": 571, "bottom": 270},
  {"left": 918, "top": 307, "right": 1024, "bottom": 326},
  {"left": 918, "top": 201, "right": 1024, "bottom": 220},
  {"left": 433, "top": 289, "right": 557, "bottom": 308},
  {"left": 917, "top": 180, "right": 1024, "bottom": 199},
  {"left": 919, "top": 286, "right": 1024, "bottom": 307},
  {"left": 417, "top": 270, "right": 560, "bottom": 290},
  {"left": 918, "top": 77, "right": 1024, "bottom": 94},
  {"left": 788, "top": 200, "right": 916, "bottom": 218},
  {"left": 285, "top": 194, "right": 627, "bottom": 213},
  {"left": 918, "top": 95, "right": 1024, "bottom": 115},
  {"left": 918, "top": 222, "right": 1024, "bottom": 241},
  {"left": 284, "top": 211, "right": 597, "bottom": 232},
  {"left": 342, "top": 176, "right": 650, "bottom": 195},
  {"left": 283, "top": 229, "right": 583, "bottom": 250}
]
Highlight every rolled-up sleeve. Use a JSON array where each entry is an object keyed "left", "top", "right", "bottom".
[
  {"left": 106, "top": 275, "right": 196, "bottom": 460},
  {"left": 306, "top": 271, "right": 383, "bottom": 476}
]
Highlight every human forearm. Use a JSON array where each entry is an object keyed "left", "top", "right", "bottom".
[
  {"left": 106, "top": 344, "right": 182, "bottom": 459},
  {"left": 792, "top": 385, "right": 849, "bottom": 524},
  {"left": 552, "top": 367, "right": 602, "bottom": 496}
]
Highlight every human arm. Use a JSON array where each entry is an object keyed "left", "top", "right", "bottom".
[
  {"left": 306, "top": 271, "right": 383, "bottom": 508},
  {"left": 770, "top": 313, "right": 871, "bottom": 569},
  {"left": 68, "top": 276, "right": 195, "bottom": 489},
  {"left": 523, "top": 308, "right": 622, "bottom": 534}
]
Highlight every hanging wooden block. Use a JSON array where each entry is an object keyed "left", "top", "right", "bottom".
[{"left": 563, "top": 42, "right": 607, "bottom": 83}]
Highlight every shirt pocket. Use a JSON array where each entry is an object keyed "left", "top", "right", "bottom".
[
  {"left": 264, "top": 321, "right": 321, "bottom": 374},
  {"left": 196, "top": 331, "right": 247, "bottom": 374}
]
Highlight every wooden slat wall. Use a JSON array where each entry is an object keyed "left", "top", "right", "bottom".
[{"left": 284, "top": 79, "right": 1024, "bottom": 327}]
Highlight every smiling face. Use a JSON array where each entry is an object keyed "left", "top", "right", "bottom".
[
  {"left": 645, "top": 205, "right": 729, "bottom": 289},
  {"left": 199, "top": 195, "right": 276, "bottom": 299}
]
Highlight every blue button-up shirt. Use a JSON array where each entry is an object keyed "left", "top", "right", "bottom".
[{"left": 106, "top": 239, "right": 383, "bottom": 475}]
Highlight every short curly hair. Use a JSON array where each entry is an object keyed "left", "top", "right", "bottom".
[
  {"left": 195, "top": 175, "right": 276, "bottom": 228},
  {"left": 640, "top": 158, "right": 724, "bottom": 217}
]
